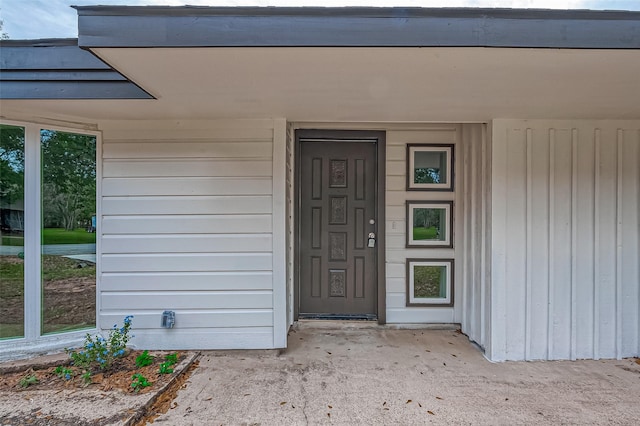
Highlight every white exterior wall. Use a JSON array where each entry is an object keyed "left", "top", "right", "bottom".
[
  {"left": 99, "top": 119, "right": 287, "bottom": 349},
  {"left": 459, "top": 124, "right": 492, "bottom": 351},
  {"left": 385, "top": 126, "right": 461, "bottom": 324},
  {"left": 490, "top": 120, "right": 640, "bottom": 361}
]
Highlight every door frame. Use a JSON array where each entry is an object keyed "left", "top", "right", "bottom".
[{"left": 294, "top": 129, "right": 386, "bottom": 324}]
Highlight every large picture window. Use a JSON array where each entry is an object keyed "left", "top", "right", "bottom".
[{"left": 0, "top": 122, "right": 97, "bottom": 345}]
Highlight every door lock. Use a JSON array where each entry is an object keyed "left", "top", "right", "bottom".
[{"left": 368, "top": 232, "right": 376, "bottom": 248}]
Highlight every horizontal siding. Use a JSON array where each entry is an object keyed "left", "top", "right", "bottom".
[
  {"left": 103, "top": 177, "right": 272, "bottom": 196},
  {"left": 385, "top": 127, "right": 458, "bottom": 324},
  {"left": 102, "top": 234, "right": 272, "bottom": 253},
  {"left": 103, "top": 159, "right": 272, "bottom": 178},
  {"left": 103, "top": 141, "right": 272, "bottom": 159},
  {"left": 101, "top": 271, "right": 273, "bottom": 291},
  {"left": 101, "top": 310, "right": 273, "bottom": 329},
  {"left": 491, "top": 120, "right": 640, "bottom": 361},
  {"left": 98, "top": 120, "right": 277, "bottom": 349},
  {"left": 102, "top": 215, "right": 272, "bottom": 234},
  {"left": 101, "top": 291, "right": 273, "bottom": 310},
  {"left": 101, "top": 253, "right": 272, "bottom": 272},
  {"left": 102, "top": 196, "right": 272, "bottom": 215}
]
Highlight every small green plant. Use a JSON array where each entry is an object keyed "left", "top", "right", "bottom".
[
  {"left": 135, "top": 350, "right": 154, "bottom": 368},
  {"left": 68, "top": 315, "right": 133, "bottom": 371},
  {"left": 158, "top": 362, "right": 174, "bottom": 375},
  {"left": 19, "top": 374, "right": 38, "bottom": 388},
  {"left": 81, "top": 371, "right": 92, "bottom": 385},
  {"left": 54, "top": 366, "right": 74, "bottom": 381},
  {"left": 131, "top": 373, "right": 151, "bottom": 392},
  {"left": 164, "top": 353, "right": 179, "bottom": 365}
]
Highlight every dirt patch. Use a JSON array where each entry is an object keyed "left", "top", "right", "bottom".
[
  {"left": 0, "top": 350, "right": 183, "bottom": 394},
  {"left": 0, "top": 255, "right": 96, "bottom": 336}
]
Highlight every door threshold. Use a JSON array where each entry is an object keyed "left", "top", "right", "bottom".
[{"left": 298, "top": 314, "right": 377, "bottom": 321}]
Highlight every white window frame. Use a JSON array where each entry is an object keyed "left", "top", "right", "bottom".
[
  {"left": 406, "top": 144, "right": 454, "bottom": 191},
  {"left": 0, "top": 120, "right": 101, "bottom": 360},
  {"left": 406, "top": 258, "right": 454, "bottom": 307},
  {"left": 406, "top": 200, "right": 454, "bottom": 248}
]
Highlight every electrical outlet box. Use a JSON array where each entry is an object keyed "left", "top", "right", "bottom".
[{"left": 161, "top": 310, "right": 175, "bottom": 329}]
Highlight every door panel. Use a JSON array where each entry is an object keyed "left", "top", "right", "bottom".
[{"left": 299, "top": 141, "right": 377, "bottom": 317}]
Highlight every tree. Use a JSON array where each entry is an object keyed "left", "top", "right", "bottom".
[
  {"left": 0, "top": 125, "right": 24, "bottom": 206},
  {"left": 1, "top": 18, "right": 9, "bottom": 40},
  {"left": 41, "top": 131, "right": 96, "bottom": 231}
]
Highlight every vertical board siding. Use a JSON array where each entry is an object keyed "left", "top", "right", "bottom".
[
  {"left": 491, "top": 120, "right": 640, "bottom": 361},
  {"left": 99, "top": 120, "right": 277, "bottom": 349},
  {"left": 459, "top": 124, "right": 490, "bottom": 351}
]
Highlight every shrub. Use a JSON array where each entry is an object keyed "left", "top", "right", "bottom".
[{"left": 68, "top": 315, "right": 133, "bottom": 371}]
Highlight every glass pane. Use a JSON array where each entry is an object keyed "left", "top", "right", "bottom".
[
  {"left": 412, "top": 207, "right": 447, "bottom": 241},
  {"left": 0, "top": 125, "right": 25, "bottom": 339},
  {"left": 414, "top": 150, "right": 448, "bottom": 184},
  {"left": 413, "top": 265, "right": 447, "bottom": 299},
  {"left": 41, "top": 130, "right": 96, "bottom": 335}
]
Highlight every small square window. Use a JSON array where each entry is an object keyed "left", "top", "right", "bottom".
[
  {"left": 406, "top": 259, "right": 454, "bottom": 307},
  {"left": 407, "top": 144, "right": 454, "bottom": 191},
  {"left": 406, "top": 201, "right": 453, "bottom": 248}
]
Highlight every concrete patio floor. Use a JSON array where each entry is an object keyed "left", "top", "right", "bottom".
[{"left": 152, "top": 321, "right": 640, "bottom": 425}]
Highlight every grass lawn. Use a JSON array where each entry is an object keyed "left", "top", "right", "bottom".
[
  {"left": 412, "top": 226, "right": 439, "bottom": 241},
  {"left": 1, "top": 228, "right": 96, "bottom": 246}
]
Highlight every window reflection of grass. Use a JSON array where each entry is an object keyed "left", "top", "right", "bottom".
[
  {"left": 412, "top": 226, "right": 438, "bottom": 240},
  {"left": 413, "top": 265, "right": 445, "bottom": 299}
]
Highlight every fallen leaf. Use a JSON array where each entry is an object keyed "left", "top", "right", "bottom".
[
  {"left": 428, "top": 410, "right": 435, "bottom": 415},
  {"left": 280, "top": 402, "right": 287, "bottom": 406},
  {"left": 406, "top": 400, "right": 412, "bottom": 404}
]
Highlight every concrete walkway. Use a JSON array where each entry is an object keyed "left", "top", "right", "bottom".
[{"left": 152, "top": 321, "right": 640, "bottom": 425}]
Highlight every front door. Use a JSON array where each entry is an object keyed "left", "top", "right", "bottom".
[{"left": 298, "top": 135, "right": 378, "bottom": 318}]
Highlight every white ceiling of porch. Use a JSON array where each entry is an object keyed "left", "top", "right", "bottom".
[{"left": 3, "top": 47, "right": 640, "bottom": 122}]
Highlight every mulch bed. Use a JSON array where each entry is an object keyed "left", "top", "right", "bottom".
[{"left": 0, "top": 350, "right": 184, "bottom": 395}]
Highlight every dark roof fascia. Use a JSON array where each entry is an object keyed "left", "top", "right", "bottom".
[
  {"left": 74, "top": 6, "right": 640, "bottom": 49},
  {"left": 0, "top": 39, "right": 153, "bottom": 99}
]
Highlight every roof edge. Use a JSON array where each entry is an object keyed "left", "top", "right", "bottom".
[
  {"left": 0, "top": 38, "right": 79, "bottom": 47},
  {"left": 72, "top": 6, "right": 640, "bottom": 20}
]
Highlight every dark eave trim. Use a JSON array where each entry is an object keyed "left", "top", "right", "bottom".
[
  {"left": 0, "top": 40, "right": 153, "bottom": 100},
  {"left": 75, "top": 6, "right": 640, "bottom": 49}
]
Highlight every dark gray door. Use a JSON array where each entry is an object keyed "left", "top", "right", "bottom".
[{"left": 299, "top": 140, "right": 377, "bottom": 317}]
